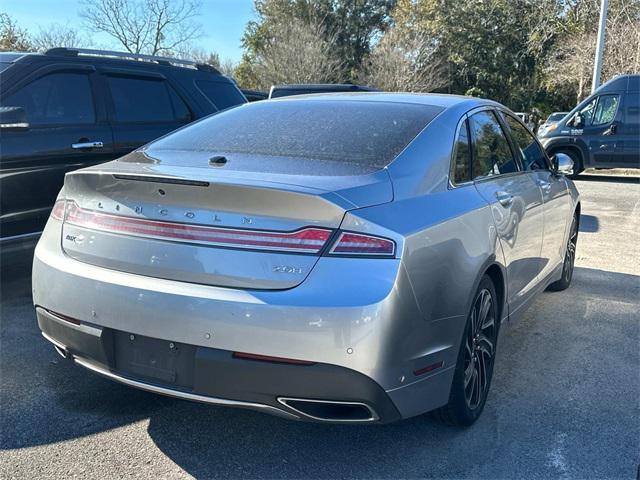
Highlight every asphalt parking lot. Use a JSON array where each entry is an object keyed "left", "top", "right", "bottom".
[{"left": 1, "top": 174, "right": 638, "bottom": 479}]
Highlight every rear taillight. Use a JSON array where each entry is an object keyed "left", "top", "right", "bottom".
[
  {"left": 58, "top": 201, "right": 396, "bottom": 257},
  {"left": 327, "top": 231, "right": 395, "bottom": 257},
  {"left": 50, "top": 199, "right": 68, "bottom": 221},
  {"left": 63, "top": 202, "right": 333, "bottom": 254}
]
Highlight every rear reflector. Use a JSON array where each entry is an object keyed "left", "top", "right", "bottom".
[
  {"left": 232, "top": 351, "right": 315, "bottom": 365},
  {"left": 63, "top": 202, "right": 332, "bottom": 254},
  {"left": 413, "top": 361, "right": 444, "bottom": 376},
  {"left": 328, "top": 232, "right": 395, "bottom": 256}
]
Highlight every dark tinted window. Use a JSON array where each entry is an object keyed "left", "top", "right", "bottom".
[
  {"left": 452, "top": 119, "right": 471, "bottom": 184},
  {"left": 4, "top": 73, "right": 94, "bottom": 125},
  {"left": 0, "top": 62, "right": 12, "bottom": 73},
  {"left": 592, "top": 94, "right": 619, "bottom": 125},
  {"left": 504, "top": 114, "right": 549, "bottom": 170},
  {"left": 196, "top": 80, "right": 246, "bottom": 110},
  {"left": 626, "top": 92, "right": 640, "bottom": 126},
  {"left": 150, "top": 101, "right": 442, "bottom": 169},
  {"left": 108, "top": 76, "right": 189, "bottom": 123},
  {"left": 469, "top": 110, "right": 518, "bottom": 178}
]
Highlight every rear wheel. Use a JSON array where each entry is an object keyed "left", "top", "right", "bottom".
[
  {"left": 435, "top": 276, "right": 499, "bottom": 426},
  {"left": 548, "top": 212, "right": 578, "bottom": 291}
]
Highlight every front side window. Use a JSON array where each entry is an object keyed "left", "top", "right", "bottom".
[
  {"left": 469, "top": 110, "right": 518, "bottom": 179},
  {"left": 3, "top": 72, "right": 95, "bottom": 126},
  {"left": 592, "top": 94, "right": 620, "bottom": 125},
  {"left": 574, "top": 97, "right": 597, "bottom": 126},
  {"left": 452, "top": 118, "right": 471, "bottom": 184},
  {"left": 504, "top": 114, "right": 549, "bottom": 171},
  {"left": 107, "top": 76, "right": 190, "bottom": 123}
]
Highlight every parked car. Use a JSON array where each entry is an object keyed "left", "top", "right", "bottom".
[
  {"left": 241, "top": 89, "right": 268, "bottom": 102},
  {"left": 0, "top": 48, "right": 247, "bottom": 259},
  {"left": 537, "top": 111, "right": 569, "bottom": 137},
  {"left": 33, "top": 93, "right": 579, "bottom": 426},
  {"left": 538, "top": 74, "right": 640, "bottom": 175},
  {"left": 268, "top": 83, "right": 378, "bottom": 98}
]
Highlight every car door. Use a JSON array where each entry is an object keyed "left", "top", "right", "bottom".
[
  {"left": 469, "top": 109, "right": 545, "bottom": 318},
  {"left": 501, "top": 111, "right": 571, "bottom": 280},
  {"left": 581, "top": 93, "right": 622, "bottom": 166},
  {"left": 102, "top": 70, "right": 193, "bottom": 157},
  {"left": 0, "top": 67, "right": 114, "bottom": 241}
]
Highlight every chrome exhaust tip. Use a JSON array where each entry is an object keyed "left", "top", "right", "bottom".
[
  {"left": 277, "top": 397, "right": 379, "bottom": 423},
  {"left": 53, "top": 344, "right": 70, "bottom": 359}
]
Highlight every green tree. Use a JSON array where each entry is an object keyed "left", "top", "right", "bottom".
[{"left": 236, "top": 0, "right": 395, "bottom": 88}]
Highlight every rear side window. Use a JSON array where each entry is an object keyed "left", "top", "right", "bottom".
[
  {"left": 592, "top": 94, "right": 619, "bottom": 125},
  {"left": 195, "top": 80, "right": 246, "bottom": 110},
  {"left": 626, "top": 92, "right": 640, "bottom": 127},
  {"left": 150, "top": 101, "right": 443, "bottom": 171},
  {"left": 469, "top": 110, "right": 518, "bottom": 179},
  {"left": 3, "top": 72, "right": 95, "bottom": 126},
  {"left": 503, "top": 114, "right": 549, "bottom": 170},
  {"left": 108, "top": 76, "right": 191, "bottom": 123},
  {"left": 452, "top": 119, "right": 471, "bottom": 184}
]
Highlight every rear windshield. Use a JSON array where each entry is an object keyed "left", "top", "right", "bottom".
[{"left": 150, "top": 100, "right": 442, "bottom": 169}]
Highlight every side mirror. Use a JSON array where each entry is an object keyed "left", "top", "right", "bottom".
[
  {"left": 0, "top": 106, "right": 29, "bottom": 130},
  {"left": 552, "top": 153, "right": 573, "bottom": 176}
]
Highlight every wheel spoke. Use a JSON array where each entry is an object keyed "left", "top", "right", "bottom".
[
  {"left": 478, "top": 291, "right": 492, "bottom": 328},
  {"left": 477, "top": 333, "right": 494, "bottom": 356}
]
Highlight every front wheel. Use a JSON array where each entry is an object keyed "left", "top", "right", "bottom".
[
  {"left": 434, "top": 276, "right": 499, "bottom": 426},
  {"left": 548, "top": 212, "right": 578, "bottom": 291}
]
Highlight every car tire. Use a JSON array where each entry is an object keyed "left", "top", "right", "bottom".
[
  {"left": 547, "top": 212, "right": 578, "bottom": 291},
  {"left": 434, "top": 275, "right": 499, "bottom": 426}
]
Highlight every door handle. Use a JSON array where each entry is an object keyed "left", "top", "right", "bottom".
[
  {"left": 72, "top": 141, "right": 104, "bottom": 149},
  {"left": 495, "top": 191, "right": 513, "bottom": 207}
]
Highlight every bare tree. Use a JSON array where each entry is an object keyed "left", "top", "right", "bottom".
[
  {"left": 362, "top": 27, "right": 446, "bottom": 92},
  {"left": 545, "top": 8, "right": 640, "bottom": 102},
  {"left": 251, "top": 18, "right": 343, "bottom": 89},
  {"left": 32, "top": 24, "right": 87, "bottom": 51},
  {"left": 80, "top": 0, "right": 202, "bottom": 55},
  {"left": 0, "top": 13, "right": 32, "bottom": 52}
]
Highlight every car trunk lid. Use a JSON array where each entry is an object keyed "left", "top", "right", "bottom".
[{"left": 59, "top": 154, "right": 392, "bottom": 290}]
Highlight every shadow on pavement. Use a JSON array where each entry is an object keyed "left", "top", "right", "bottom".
[
  {"left": 1, "top": 266, "right": 638, "bottom": 478},
  {"left": 579, "top": 214, "right": 599, "bottom": 233},
  {"left": 576, "top": 174, "right": 640, "bottom": 184}
]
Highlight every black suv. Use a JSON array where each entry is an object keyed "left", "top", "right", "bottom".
[{"left": 0, "top": 48, "right": 247, "bottom": 258}]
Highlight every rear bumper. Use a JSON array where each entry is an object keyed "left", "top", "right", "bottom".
[
  {"left": 32, "top": 218, "right": 460, "bottom": 422},
  {"left": 37, "top": 307, "right": 401, "bottom": 423}
]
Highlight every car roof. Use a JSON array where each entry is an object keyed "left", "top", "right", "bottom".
[
  {"left": 8, "top": 48, "right": 228, "bottom": 78},
  {"left": 267, "top": 91, "right": 499, "bottom": 110},
  {"left": 0, "top": 52, "right": 30, "bottom": 63},
  {"left": 272, "top": 83, "right": 377, "bottom": 91}
]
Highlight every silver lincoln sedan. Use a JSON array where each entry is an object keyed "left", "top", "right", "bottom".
[{"left": 32, "top": 93, "right": 580, "bottom": 425}]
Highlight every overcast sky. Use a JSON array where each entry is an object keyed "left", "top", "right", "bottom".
[{"left": 3, "top": 0, "right": 256, "bottom": 62}]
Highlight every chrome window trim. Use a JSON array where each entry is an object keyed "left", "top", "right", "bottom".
[{"left": 449, "top": 105, "right": 526, "bottom": 189}]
